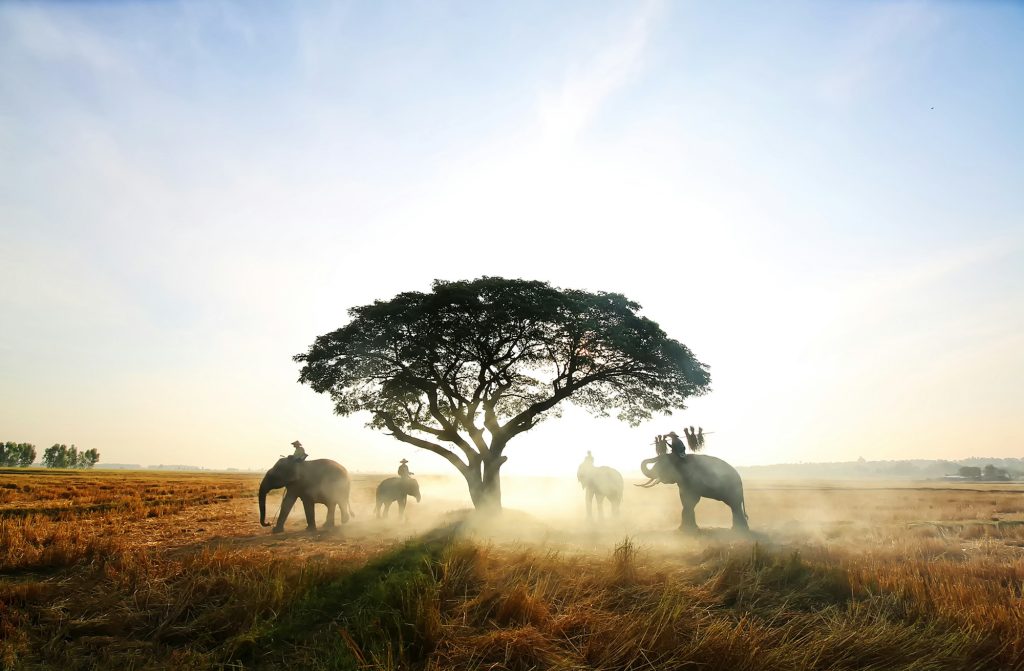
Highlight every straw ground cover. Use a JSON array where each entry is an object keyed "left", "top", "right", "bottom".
[{"left": 2, "top": 468, "right": 1023, "bottom": 670}]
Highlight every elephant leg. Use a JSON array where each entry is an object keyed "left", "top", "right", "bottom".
[
  {"left": 302, "top": 498, "right": 316, "bottom": 531},
  {"left": 325, "top": 501, "right": 336, "bottom": 528},
  {"left": 596, "top": 494, "right": 605, "bottom": 520},
  {"left": 611, "top": 497, "right": 621, "bottom": 518},
  {"left": 730, "top": 499, "right": 749, "bottom": 531},
  {"left": 374, "top": 499, "right": 382, "bottom": 519},
  {"left": 383, "top": 501, "right": 392, "bottom": 519},
  {"left": 273, "top": 490, "right": 299, "bottom": 533},
  {"left": 398, "top": 495, "right": 407, "bottom": 522},
  {"left": 679, "top": 490, "right": 699, "bottom": 532},
  {"left": 585, "top": 489, "right": 594, "bottom": 519},
  {"left": 339, "top": 500, "right": 350, "bottom": 524}
]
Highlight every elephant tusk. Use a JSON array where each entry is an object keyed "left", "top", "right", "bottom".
[{"left": 634, "top": 478, "right": 660, "bottom": 488}]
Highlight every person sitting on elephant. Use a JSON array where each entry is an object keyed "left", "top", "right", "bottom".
[
  {"left": 290, "top": 440, "right": 308, "bottom": 461},
  {"left": 667, "top": 431, "right": 687, "bottom": 458},
  {"left": 654, "top": 434, "right": 667, "bottom": 456},
  {"left": 397, "top": 458, "right": 413, "bottom": 478}
]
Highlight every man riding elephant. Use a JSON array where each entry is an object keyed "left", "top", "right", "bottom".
[
  {"left": 258, "top": 455, "right": 353, "bottom": 533},
  {"left": 666, "top": 431, "right": 687, "bottom": 458}
]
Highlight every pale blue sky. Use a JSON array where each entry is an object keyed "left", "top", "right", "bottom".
[{"left": 1, "top": 1, "right": 1022, "bottom": 475}]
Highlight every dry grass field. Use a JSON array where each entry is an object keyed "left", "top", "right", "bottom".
[{"left": 2, "top": 468, "right": 1024, "bottom": 670}]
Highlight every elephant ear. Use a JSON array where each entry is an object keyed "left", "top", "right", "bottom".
[{"left": 656, "top": 455, "right": 684, "bottom": 485}]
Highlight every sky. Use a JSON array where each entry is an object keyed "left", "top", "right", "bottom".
[{"left": 1, "top": 1, "right": 1022, "bottom": 477}]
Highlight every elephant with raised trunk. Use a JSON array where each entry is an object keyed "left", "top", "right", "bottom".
[
  {"left": 578, "top": 451, "right": 623, "bottom": 520},
  {"left": 374, "top": 476, "right": 421, "bottom": 520},
  {"left": 258, "top": 457, "right": 353, "bottom": 533},
  {"left": 639, "top": 440, "right": 748, "bottom": 532}
]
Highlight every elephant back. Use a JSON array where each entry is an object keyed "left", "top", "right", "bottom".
[
  {"left": 595, "top": 466, "right": 624, "bottom": 488},
  {"left": 307, "top": 458, "right": 350, "bottom": 481},
  {"left": 376, "top": 476, "right": 400, "bottom": 492},
  {"left": 305, "top": 458, "right": 350, "bottom": 475},
  {"left": 682, "top": 454, "right": 743, "bottom": 494}
]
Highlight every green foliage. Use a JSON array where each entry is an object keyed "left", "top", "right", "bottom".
[
  {"left": 295, "top": 277, "right": 710, "bottom": 506},
  {"left": 0, "top": 442, "right": 36, "bottom": 467},
  {"left": 40, "top": 444, "right": 100, "bottom": 469}
]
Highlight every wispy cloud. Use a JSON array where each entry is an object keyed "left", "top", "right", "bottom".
[
  {"left": 538, "top": 1, "right": 662, "bottom": 146},
  {"left": 0, "top": 6, "right": 132, "bottom": 76},
  {"left": 818, "top": 0, "right": 940, "bottom": 106}
]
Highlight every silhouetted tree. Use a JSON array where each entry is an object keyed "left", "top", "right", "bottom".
[
  {"left": 296, "top": 277, "right": 711, "bottom": 512},
  {"left": 0, "top": 442, "right": 36, "bottom": 467},
  {"left": 77, "top": 448, "right": 100, "bottom": 469},
  {"left": 41, "top": 444, "right": 96, "bottom": 469},
  {"left": 43, "top": 444, "right": 70, "bottom": 468},
  {"left": 17, "top": 443, "right": 35, "bottom": 467},
  {"left": 958, "top": 466, "right": 982, "bottom": 479},
  {"left": 983, "top": 464, "right": 1008, "bottom": 481}
]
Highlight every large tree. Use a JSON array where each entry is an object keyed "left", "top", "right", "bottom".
[{"left": 295, "top": 277, "right": 711, "bottom": 512}]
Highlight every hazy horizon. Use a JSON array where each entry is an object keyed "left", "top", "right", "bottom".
[{"left": 2, "top": 1, "right": 1022, "bottom": 477}]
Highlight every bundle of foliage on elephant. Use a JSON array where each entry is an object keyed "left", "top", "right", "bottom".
[{"left": 294, "top": 277, "right": 710, "bottom": 512}]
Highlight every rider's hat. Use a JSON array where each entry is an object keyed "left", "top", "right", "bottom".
[
  {"left": 667, "top": 431, "right": 678, "bottom": 437},
  {"left": 291, "top": 440, "right": 303, "bottom": 447},
  {"left": 400, "top": 459, "right": 409, "bottom": 464}
]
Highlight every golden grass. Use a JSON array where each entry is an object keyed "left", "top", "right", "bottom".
[{"left": 2, "top": 470, "right": 1024, "bottom": 670}]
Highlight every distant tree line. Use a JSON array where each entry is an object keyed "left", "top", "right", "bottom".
[
  {"left": 0, "top": 442, "right": 37, "bottom": 467},
  {"left": 41, "top": 444, "right": 100, "bottom": 469},
  {"left": 957, "top": 465, "right": 1011, "bottom": 481}
]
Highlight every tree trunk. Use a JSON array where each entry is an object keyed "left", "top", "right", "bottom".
[{"left": 465, "top": 455, "right": 507, "bottom": 514}]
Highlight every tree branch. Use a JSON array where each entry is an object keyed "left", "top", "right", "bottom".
[{"left": 377, "top": 412, "right": 469, "bottom": 473}]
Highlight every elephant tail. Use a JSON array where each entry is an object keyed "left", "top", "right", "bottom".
[{"left": 741, "top": 496, "right": 748, "bottom": 522}]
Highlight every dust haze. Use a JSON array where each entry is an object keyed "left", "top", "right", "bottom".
[{"left": 261, "top": 466, "right": 1023, "bottom": 556}]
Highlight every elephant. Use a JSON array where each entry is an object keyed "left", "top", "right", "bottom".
[
  {"left": 577, "top": 451, "right": 624, "bottom": 520},
  {"left": 374, "top": 476, "right": 421, "bottom": 520},
  {"left": 638, "top": 448, "right": 748, "bottom": 532},
  {"left": 258, "top": 457, "right": 353, "bottom": 533}
]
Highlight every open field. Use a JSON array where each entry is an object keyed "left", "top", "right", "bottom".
[{"left": 2, "top": 468, "right": 1024, "bottom": 670}]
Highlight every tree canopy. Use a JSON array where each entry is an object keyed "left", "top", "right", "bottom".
[{"left": 295, "top": 277, "right": 711, "bottom": 511}]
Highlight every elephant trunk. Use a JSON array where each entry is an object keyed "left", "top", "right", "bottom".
[
  {"left": 636, "top": 457, "right": 660, "bottom": 488},
  {"left": 258, "top": 475, "right": 274, "bottom": 527}
]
